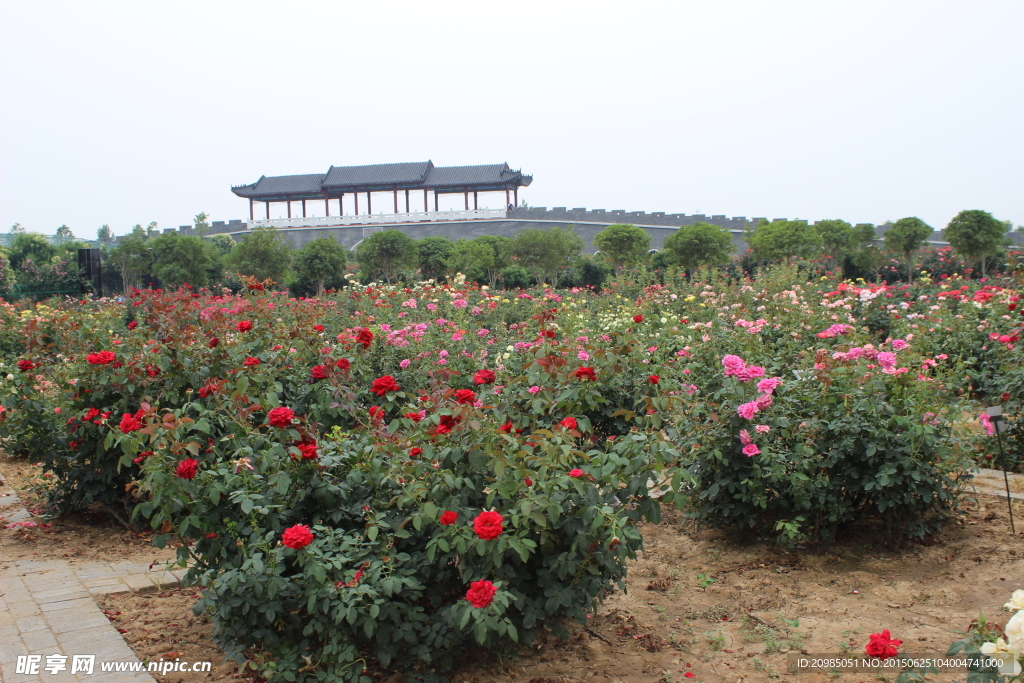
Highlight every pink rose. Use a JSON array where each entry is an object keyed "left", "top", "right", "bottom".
[
  {"left": 742, "top": 444, "right": 760, "bottom": 457},
  {"left": 737, "top": 401, "right": 758, "bottom": 420}
]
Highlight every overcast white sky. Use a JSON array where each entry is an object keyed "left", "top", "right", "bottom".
[{"left": 2, "top": 0, "right": 1022, "bottom": 238}]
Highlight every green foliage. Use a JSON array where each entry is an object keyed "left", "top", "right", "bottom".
[
  {"left": 814, "top": 219, "right": 855, "bottom": 271},
  {"left": 447, "top": 239, "right": 494, "bottom": 285},
  {"left": 97, "top": 224, "right": 114, "bottom": 243},
  {"left": 663, "top": 222, "right": 733, "bottom": 277},
  {"left": 55, "top": 225, "right": 74, "bottom": 240},
  {"left": 205, "top": 233, "right": 236, "bottom": 257},
  {"left": 416, "top": 236, "right": 454, "bottom": 283},
  {"left": 592, "top": 224, "right": 651, "bottom": 274},
  {"left": 8, "top": 233, "right": 58, "bottom": 271},
  {"left": 747, "top": 221, "right": 823, "bottom": 264},
  {"left": 108, "top": 233, "right": 153, "bottom": 292},
  {"left": 511, "top": 227, "right": 584, "bottom": 288},
  {"left": 193, "top": 212, "right": 210, "bottom": 237},
  {"left": 355, "top": 230, "right": 418, "bottom": 284},
  {"left": 149, "top": 232, "right": 216, "bottom": 288},
  {"left": 0, "top": 251, "right": 16, "bottom": 295},
  {"left": 474, "top": 235, "right": 512, "bottom": 289},
  {"left": 944, "top": 210, "right": 1009, "bottom": 278},
  {"left": 226, "top": 227, "right": 292, "bottom": 284},
  {"left": 884, "top": 217, "right": 933, "bottom": 283},
  {"left": 292, "top": 237, "right": 348, "bottom": 296}
]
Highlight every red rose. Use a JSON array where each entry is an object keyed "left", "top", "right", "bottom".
[
  {"left": 433, "top": 414, "right": 459, "bottom": 435},
  {"left": 127, "top": 321, "right": 138, "bottom": 330},
  {"left": 409, "top": 447, "right": 423, "bottom": 457},
  {"left": 314, "top": 324, "right": 324, "bottom": 332},
  {"left": 243, "top": 357, "right": 260, "bottom": 367},
  {"left": 439, "top": 511, "right": 457, "bottom": 525},
  {"left": 540, "top": 329, "right": 556, "bottom": 338},
  {"left": 633, "top": 314, "right": 644, "bottom": 323},
  {"left": 119, "top": 410, "right": 144, "bottom": 433},
  {"left": 465, "top": 580, "right": 497, "bottom": 608},
  {"left": 499, "top": 421, "right": 514, "bottom": 433},
  {"left": 404, "top": 411, "right": 424, "bottom": 422},
  {"left": 297, "top": 438, "right": 318, "bottom": 460},
  {"left": 560, "top": 417, "right": 578, "bottom": 430},
  {"left": 267, "top": 407, "right": 296, "bottom": 428},
  {"left": 311, "top": 365, "right": 328, "bottom": 381},
  {"left": 574, "top": 367, "right": 597, "bottom": 381},
  {"left": 236, "top": 321, "right": 253, "bottom": 332},
  {"left": 175, "top": 458, "right": 199, "bottom": 479},
  {"left": 524, "top": 477, "right": 533, "bottom": 487},
  {"left": 865, "top": 630, "right": 902, "bottom": 659},
  {"left": 368, "top": 406, "right": 385, "bottom": 421},
  {"left": 1001, "top": 392, "right": 1012, "bottom": 401},
  {"left": 17, "top": 359, "right": 37, "bottom": 372},
  {"left": 568, "top": 468, "right": 584, "bottom": 478},
  {"left": 282, "top": 524, "right": 314, "bottom": 549},
  {"left": 83, "top": 407, "right": 101, "bottom": 421},
  {"left": 198, "top": 379, "right": 220, "bottom": 398},
  {"left": 87, "top": 351, "right": 116, "bottom": 365},
  {"left": 208, "top": 337, "right": 219, "bottom": 348},
  {"left": 336, "top": 358, "right": 351, "bottom": 371},
  {"left": 648, "top": 375, "right": 660, "bottom": 385},
  {"left": 356, "top": 327, "right": 374, "bottom": 349},
  {"left": 371, "top": 375, "right": 400, "bottom": 396},
  {"left": 473, "top": 369, "right": 496, "bottom": 385},
  {"left": 205, "top": 532, "right": 218, "bottom": 539},
  {"left": 145, "top": 365, "right": 159, "bottom": 378},
  {"left": 472, "top": 511, "right": 503, "bottom": 540},
  {"left": 132, "top": 450, "right": 154, "bottom": 464},
  {"left": 454, "top": 389, "right": 477, "bottom": 405}
]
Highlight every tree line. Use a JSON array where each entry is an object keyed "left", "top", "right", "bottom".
[{"left": 1, "top": 208, "right": 1016, "bottom": 298}]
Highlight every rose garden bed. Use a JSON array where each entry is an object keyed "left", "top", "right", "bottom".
[{"left": 1, "top": 269, "right": 1022, "bottom": 681}]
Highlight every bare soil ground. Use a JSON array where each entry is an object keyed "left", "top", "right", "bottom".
[{"left": 4, "top": 454, "right": 1023, "bottom": 683}]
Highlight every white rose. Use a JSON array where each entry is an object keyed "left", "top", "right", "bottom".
[
  {"left": 981, "top": 639, "right": 1023, "bottom": 675},
  {"left": 1005, "top": 590, "right": 1024, "bottom": 612},
  {"left": 1006, "top": 610, "right": 1024, "bottom": 655}
]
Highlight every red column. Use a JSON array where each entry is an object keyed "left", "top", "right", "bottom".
[
  {"left": 423, "top": 189, "right": 428, "bottom": 212},
  {"left": 339, "top": 196, "right": 343, "bottom": 216},
  {"left": 302, "top": 199, "right": 307, "bottom": 218},
  {"left": 505, "top": 189, "right": 509, "bottom": 207},
  {"left": 367, "top": 192, "right": 372, "bottom": 214},
  {"left": 287, "top": 200, "right": 292, "bottom": 219},
  {"left": 265, "top": 202, "right": 270, "bottom": 219},
  {"left": 249, "top": 199, "right": 253, "bottom": 221},
  {"left": 355, "top": 193, "right": 359, "bottom": 215},
  {"left": 435, "top": 192, "right": 439, "bottom": 211},
  {"left": 474, "top": 191, "right": 478, "bottom": 210},
  {"left": 405, "top": 189, "right": 410, "bottom": 213},
  {"left": 464, "top": 191, "right": 469, "bottom": 210},
  {"left": 514, "top": 188, "right": 518, "bottom": 206},
  {"left": 393, "top": 189, "right": 398, "bottom": 213},
  {"left": 325, "top": 196, "right": 330, "bottom": 217}
]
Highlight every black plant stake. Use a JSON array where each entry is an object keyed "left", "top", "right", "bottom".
[{"left": 986, "top": 406, "right": 1016, "bottom": 535}]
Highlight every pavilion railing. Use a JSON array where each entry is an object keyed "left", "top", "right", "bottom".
[{"left": 246, "top": 208, "right": 508, "bottom": 231}]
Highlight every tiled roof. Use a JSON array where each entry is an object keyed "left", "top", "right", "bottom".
[
  {"left": 323, "top": 162, "right": 432, "bottom": 188},
  {"left": 232, "top": 161, "right": 530, "bottom": 199}
]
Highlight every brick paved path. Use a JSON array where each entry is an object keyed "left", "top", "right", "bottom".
[{"left": 0, "top": 481, "right": 185, "bottom": 682}]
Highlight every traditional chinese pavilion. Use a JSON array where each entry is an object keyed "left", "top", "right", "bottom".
[{"left": 231, "top": 161, "right": 532, "bottom": 221}]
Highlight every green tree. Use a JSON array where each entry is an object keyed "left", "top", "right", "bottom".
[
  {"left": 206, "top": 233, "right": 236, "bottom": 257},
  {"left": 193, "top": 212, "right": 210, "bottom": 237},
  {"left": 108, "top": 233, "right": 152, "bottom": 292},
  {"left": 592, "top": 223, "right": 651, "bottom": 275},
  {"left": 813, "top": 219, "right": 856, "bottom": 272},
  {"left": 8, "top": 233, "right": 57, "bottom": 271},
  {"left": 149, "top": 232, "right": 214, "bottom": 288},
  {"left": 10, "top": 223, "right": 25, "bottom": 234},
  {"left": 146, "top": 222, "right": 159, "bottom": 238},
  {"left": 293, "top": 238, "right": 348, "bottom": 297},
  {"left": 662, "top": 222, "right": 733, "bottom": 279},
  {"left": 446, "top": 239, "right": 493, "bottom": 285},
  {"left": 943, "top": 210, "right": 1008, "bottom": 278},
  {"left": 746, "top": 220, "right": 823, "bottom": 265},
  {"left": 97, "top": 224, "right": 114, "bottom": 243},
  {"left": 356, "top": 230, "right": 418, "bottom": 284},
  {"left": 511, "top": 226, "right": 584, "bottom": 288},
  {"left": 55, "top": 225, "right": 74, "bottom": 240},
  {"left": 226, "top": 226, "right": 292, "bottom": 284},
  {"left": 883, "top": 217, "right": 933, "bottom": 283},
  {"left": 474, "top": 235, "right": 512, "bottom": 289},
  {"left": 0, "top": 250, "right": 15, "bottom": 294},
  {"left": 416, "top": 236, "right": 454, "bottom": 283}
]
